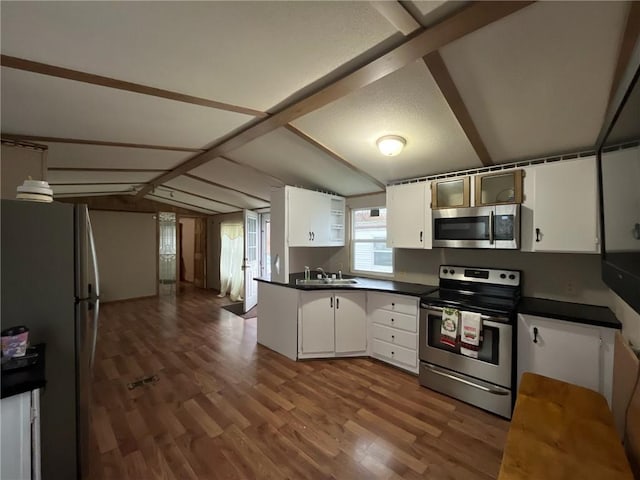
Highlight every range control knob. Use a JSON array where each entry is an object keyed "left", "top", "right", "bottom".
[
  {"left": 443, "top": 269, "right": 448, "bottom": 274},
  {"left": 450, "top": 269, "right": 455, "bottom": 275},
  {"left": 509, "top": 274, "right": 516, "bottom": 280},
  {"left": 500, "top": 273, "right": 506, "bottom": 279}
]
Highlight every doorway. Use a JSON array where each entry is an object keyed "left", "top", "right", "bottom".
[{"left": 179, "top": 217, "right": 195, "bottom": 284}]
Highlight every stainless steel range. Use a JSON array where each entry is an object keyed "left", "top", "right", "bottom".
[{"left": 419, "top": 265, "right": 521, "bottom": 418}]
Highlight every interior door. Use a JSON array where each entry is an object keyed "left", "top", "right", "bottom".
[{"left": 243, "top": 210, "right": 259, "bottom": 312}]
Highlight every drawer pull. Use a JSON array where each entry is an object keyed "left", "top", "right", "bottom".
[
  {"left": 391, "top": 318, "right": 395, "bottom": 323},
  {"left": 392, "top": 302, "right": 395, "bottom": 307},
  {"left": 391, "top": 335, "right": 395, "bottom": 340}
]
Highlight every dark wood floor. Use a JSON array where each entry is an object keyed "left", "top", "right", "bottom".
[{"left": 89, "top": 287, "right": 509, "bottom": 479}]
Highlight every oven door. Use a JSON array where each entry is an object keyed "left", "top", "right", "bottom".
[
  {"left": 419, "top": 306, "right": 512, "bottom": 388},
  {"left": 432, "top": 206, "right": 494, "bottom": 248}
]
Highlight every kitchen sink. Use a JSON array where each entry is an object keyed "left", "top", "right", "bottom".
[{"left": 295, "top": 278, "right": 358, "bottom": 286}]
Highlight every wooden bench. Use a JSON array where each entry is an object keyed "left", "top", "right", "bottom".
[{"left": 498, "top": 372, "right": 634, "bottom": 479}]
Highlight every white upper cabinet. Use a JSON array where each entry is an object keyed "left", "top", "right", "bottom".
[
  {"left": 386, "top": 182, "right": 432, "bottom": 249},
  {"left": 524, "top": 156, "right": 599, "bottom": 253},
  {"left": 286, "top": 186, "right": 345, "bottom": 247}
]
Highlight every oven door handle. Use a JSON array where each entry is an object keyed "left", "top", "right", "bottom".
[
  {"left": 423, "top": 363, "right": 510, "bottom": 396},
  {"left": 420, "top": 306, "right": 510, "bottom": 324}
]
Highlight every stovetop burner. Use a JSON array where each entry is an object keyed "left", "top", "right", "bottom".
[{"left": 421, "top": 265, "right": 522, "bottom": 318}]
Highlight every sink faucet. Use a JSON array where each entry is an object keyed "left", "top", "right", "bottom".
[{"left": 314, "top": 267, "right": 328, "bottom": 279}]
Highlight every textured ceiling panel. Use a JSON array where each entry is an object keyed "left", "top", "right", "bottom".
[
  {"left": 45, "top": 143, "right": 192, "bottom": 170},
  {"left": 47, "top": 170, "right": 158, "bottom": 184},
  {"left": 144, "top": 195, "right": 215, "bottom": 215},
  {"left": 52, "top": 184, "right": 135, "bottom": 195},
  {"left": 189, "top": 157, "right": 282, "bottom": 202},
  {"left": 0, "top": 68, "right": 253, "bottom": 148},
  {"left": 149, "top": 189, "right": 236, "bottom": 214},
  {"left": 1, "top": 1, "right": 397, "bottom": 111},
  {"left": 163, "top": 176, "right": 268, "bottom": 210},
  {"left": 226, "top": 128, "right": 384, "bottom": 196},
  {"left": 292, "top": 60, "right": 482, "bottom": 182},
  {"left": 439, "top": 1, "right": 628, "bottom": 163}
]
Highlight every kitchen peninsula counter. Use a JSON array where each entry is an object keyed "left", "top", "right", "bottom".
[{"left": 255, "top": 274, "right": 437, "bottom": 361}]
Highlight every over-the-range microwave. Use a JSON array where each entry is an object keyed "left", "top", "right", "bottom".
[{"left": 432, "top": 204, "right": 520, "bottom": 249}]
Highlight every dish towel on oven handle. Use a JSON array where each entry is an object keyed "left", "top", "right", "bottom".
[
  {"left": 440, "top": 307, "right": 459, "bottom": 348},
  {"left": 460, "top": 311, "right": 482, "bottom": 358}
]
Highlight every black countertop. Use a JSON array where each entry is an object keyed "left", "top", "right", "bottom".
[
  {"left": 256, "top": 274, "right": 622, "bottom": 329},
  {"left": 518, "top": 297, "right": 622, "bottom": 330},
  {"left": 256, "top": 273, "right": 438, "bottom": 297},
  {"left": 1, "top": 343, "right": 46, "bottom": 399}
]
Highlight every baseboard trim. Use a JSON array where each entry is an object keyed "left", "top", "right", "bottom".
[{"left": 101, "top": 294, "right": 158, "bottom": 304}]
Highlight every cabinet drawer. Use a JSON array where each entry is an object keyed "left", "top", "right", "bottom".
[
  {"left": 367, "top": 293, "right": 418, "bottom": 316},
  {"left": 372, "top": 324, "right": 417, "bottom": 351},
  {"left": 372, "top": 339, "right": 417, "bottom": 369},
  {"left": 370, "top": 309, "right": 416, "bottom": 333}
]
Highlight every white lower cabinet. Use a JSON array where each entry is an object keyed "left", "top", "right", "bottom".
[
  {"left": 1, "top": 389, "right": 41, "bottom": 480},
  {"left": 298, "top": 290, "right": 366, "bottom": 358},
  {"left": 517, "top": 314, "right": 615, "bottom": 405},
  {"left": 368, "top": 292, "right": 419, "bottom": 373}
]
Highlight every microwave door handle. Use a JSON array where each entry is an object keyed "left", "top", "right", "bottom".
[{"left": 489, "top": 210, "right": 495, "bottom": 245}]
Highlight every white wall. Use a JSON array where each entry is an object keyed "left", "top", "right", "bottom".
[
  {"left": 1, "top": 144, "right": 46, "bottom": 199},
  {"left": 91, "top": 210, "right": 157, "bottom": 302},
  {"left": 179, "top": 217, "right": 195, "bottom": 282}
]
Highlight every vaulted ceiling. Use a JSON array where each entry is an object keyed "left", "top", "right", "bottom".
[{"left": 1, "top": 1, "right": 637, "bottom": 214}]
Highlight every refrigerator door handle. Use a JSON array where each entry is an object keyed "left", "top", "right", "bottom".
[
  {"left": 86, "top": 213, "right": 100, "bottom": 298},
  {"left": 90, "top": 299, "right": 100, "bottom": 370}
]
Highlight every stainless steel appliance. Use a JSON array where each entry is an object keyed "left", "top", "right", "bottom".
[
  {"left": 1, "top": 200, "right": 100, "bottom": 480},
  {"left": 419, "top": 265, "right": 520, "bottom": 418},
  {"left": 432, "top": 204, "right": 520, "bottom": 249}
]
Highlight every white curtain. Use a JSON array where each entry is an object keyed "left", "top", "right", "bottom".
[{"left": 219, "top": 223, "right": 244, "bottom": 301}]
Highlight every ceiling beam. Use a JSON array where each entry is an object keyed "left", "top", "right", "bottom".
[
  {"left": 161, "top": 185, "right": 246, "bottom": 210},
  {"left": 369, "top": 1, "right": 421, "bottom": 36},
  {"left": 608, "top": 1, "right": 640, "bottom": 106},
  {"left": 146, "top": 193, "right": 221, "bottom": 214},
  {"left": 285, "top": 124, "right": 387, "bottom": 191},
  {"left": 48, "top": 167, "right": 169, "bottom": 173},
  {"left": 49, "top": 182, "right": 141, "bottom": 186},
  {"left": 137, "top": 1, "right": 533, "bottom": 197},
  {"left": 184, "top": 173, "right": 270, "bottom": 203},
  {"left": 56, "top": 194, "right": 209, "bottom": 215},
  {"left": 423, "top": 51, "right": 493, "bottom": 167},
  {"left": 0, "top": 55, "right": 267, "bottom": 118},
  {"left": 1, "top": 133, "right": 204, "bottom": 153}
]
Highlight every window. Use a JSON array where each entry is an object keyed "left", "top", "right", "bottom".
[{"left": 352, "top": 207, "right": 393, "bottom": 274}]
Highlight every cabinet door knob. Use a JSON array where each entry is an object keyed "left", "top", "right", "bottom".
[
  {"left": 391, "top": 302, "right": 395, "bottom": 307},
  {"left": 391, "top": 335, "right": 395, "bottom": 340},
  {"left": 535, "top": 228, "right": 541, "bottom": 242},
  {"left": 391, "top": 318, "right": 395, "bottom": 323},
  {"left": 533, "top": 327, "right": 539, "bottom": 344},
  {"left": 336, "top": 298, "right": 339, "bottom": 309},
  {"left": 330, "top": 296, "right": 333, "bottom": 308},
  {"left": 391, "top": 351, "right": 395, "bottom": 355}
]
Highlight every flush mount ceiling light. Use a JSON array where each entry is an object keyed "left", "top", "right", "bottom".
[{"left": 377, "top": 135, "right": 406, "bottom": 156}]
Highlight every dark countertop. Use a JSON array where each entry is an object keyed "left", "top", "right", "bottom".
[
  {"left": 256, "top": 273, "right": 438, "bottom": 298},
  {"left": 518, "top": 297, "right": 622, "bottom": 330},
  {"left": 1, "top": 343, "right": 46, "bottom": 399}
]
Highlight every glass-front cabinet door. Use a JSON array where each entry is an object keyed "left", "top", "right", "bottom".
[
  {"left": 431, "top": 177, "right": 470, "bottom": 209},
  {"left": 475, "top": 170, "right": 524, "bottom": 206}
]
